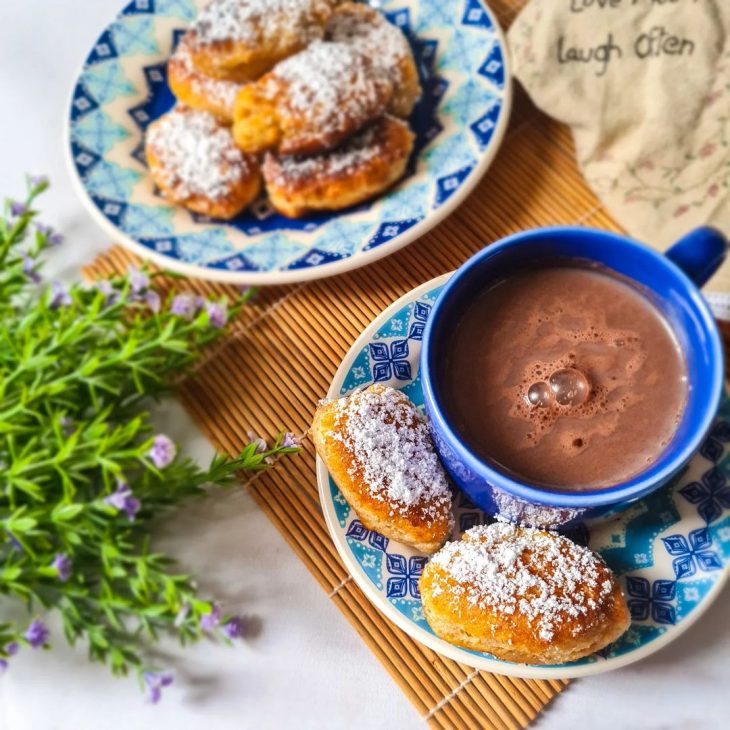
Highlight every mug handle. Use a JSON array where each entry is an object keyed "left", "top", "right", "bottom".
[{"left": 665, "top": 227, "right": 729, "bottom": 287}]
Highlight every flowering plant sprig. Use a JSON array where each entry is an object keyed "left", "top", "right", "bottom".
[{"left": 0, "top": 178, "right": 299, "bottom": 700}]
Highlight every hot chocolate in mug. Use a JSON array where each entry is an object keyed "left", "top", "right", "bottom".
[{"left": 420, "top": 226, "right": 728, "bottom": 528}]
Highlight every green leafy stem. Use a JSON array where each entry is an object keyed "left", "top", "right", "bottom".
[{"left": 0, "top": 178, "right": 299, "bottom": 700}]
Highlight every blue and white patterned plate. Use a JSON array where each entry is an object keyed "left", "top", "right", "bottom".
[
  {"left": 316, "top": 275, "right": 730, "bottom": 678},
  {"left": 65, "top": 0, "right": 511, "bottom": 284}
]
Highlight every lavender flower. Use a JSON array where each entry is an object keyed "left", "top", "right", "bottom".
[
  {"left": 49, "top": 281, "right": 72, "bottom": 309},
  {"left": 10, "top": 200, "right": 26, "bottom": 217},
  {"left": 35, "top": 223, "right": 62, "bottom": 246},
  {"left": 22, "top": 255, "right": 42, "bottom": 284},
  {"left": 143, "top": 671, "right": 173, "bottom": 704},
  {"left": 96, "top": 279, "right": 119, "bottom": 305},
  {"left": 128, "top": 265, "right": 149, "bottom": 293},
  {"left": 51, "top": 553, "right": 72, "bottom": 582},
  {"left": 199, "top": 604, "right": 222, "bottom": 632},
  {"left": 149, "top": 435, "right": 176, "bottom": 469},
  {"left": 104, "top": 481, "right": 141, "bottom": 521},
  {"left": 282, "top": 432, "right": 299, "bottom": 448},
  {"left": 30, "top": 175, "right": 49, "bottom": 189},
  {"left": 145, "top": 289, "right": 161, "bottom": 314},
  {"left": 1, "top": 641, "right": 19, "bottom": 671},
  {"left": 223, "top": 616, "right": 245, "bottom": 639},
  {"left": 169, "top": 293, "right": 197, "bottom": 319},
  {"left": 25, "top": 620, "right": 49, "bottom": 649},
  {"left": 205, "top": 301, "right": 228, "bottom": 329},
  {"left": 247, "top": 432, "right": 267, "bottom": 454}
]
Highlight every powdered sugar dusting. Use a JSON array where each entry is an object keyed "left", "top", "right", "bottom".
[
  {"left": 430, "top": 523, "right": 615, "bottom": 641},
  {"left": 271, "top": 40, "right": 391, "bottom": 140},
  {"left": 266, "top": 117, "right": 403, "bottom": 185},
  {"left": 327, "top": 5, "right": 415, "bottom": 89},
  {"left": 172, "top": 37, "right": 241, "bottom": 110},
  {"left": 194, "top": 0, "right": 331, "bottom": 45},
  {"left": 332, "top": 386, "right": 451, "bottom": 521},
  {"left": 147, "top": 107, "right": 249, "bottom": 200}
]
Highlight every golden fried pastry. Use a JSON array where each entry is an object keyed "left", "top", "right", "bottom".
[
  {"left": 420, "top": 523, "right": 630, "bottom": 664},
  {"left": 168, "top": 33, "right": 242, "bottom": 123},
  {"left": 233, "top": 40, "right": 393, "bottom": 155},
  {"left": 145, "top": 106, "right": 261, "bottom": 220},
  {"left": 189, "top": 0, "right": 337, "bottom": 81},
  {"left": 263, "top": 115, "right": 414, "bottom": 217},
  {"left": 313, "top": 385, "right": 453, "bottom": 553},
  {"left": 326, "top": 3, "right": 421, "bottom": 118}
]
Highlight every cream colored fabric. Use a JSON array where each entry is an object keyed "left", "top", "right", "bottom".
[{"left": 508, "top": 0, "right": 730, "bottom": 292}]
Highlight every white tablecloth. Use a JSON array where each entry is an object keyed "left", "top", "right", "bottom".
[{"left": 0, "top": 2, "right": 728, "bottom": 727}]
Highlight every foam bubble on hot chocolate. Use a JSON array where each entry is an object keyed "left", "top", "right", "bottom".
[
  {"left": 511, "top": 320, "right": 647, "bottom": 453},
  {"left": 527, "top": 381, "right": 551, "bottom": 408},
  {"left": 549, "top": 367, "right": 591, "bottom": 406}
]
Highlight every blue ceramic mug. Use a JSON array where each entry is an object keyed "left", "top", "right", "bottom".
[{"left": 420, "top": 226, "right": 728, "bottom": 528}]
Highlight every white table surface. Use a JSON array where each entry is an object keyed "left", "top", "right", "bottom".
[{"left": 1, "top": 2, "right": 729, "bottom": 728}]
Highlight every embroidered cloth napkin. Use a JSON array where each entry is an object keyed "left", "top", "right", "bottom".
[{"left": 508, "top": 0, "right": 730, "bottom": 293}]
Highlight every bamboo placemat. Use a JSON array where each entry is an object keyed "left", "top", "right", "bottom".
[{"left": 76, "top": 1, "right": 626, "bottom": 725}]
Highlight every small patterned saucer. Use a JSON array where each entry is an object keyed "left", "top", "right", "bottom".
[
  {"left": 316, "top": 275, "right": 730, "bottom": 678},
  {"left": 65, "top": 0, "right": 511, "bottom": 284}
]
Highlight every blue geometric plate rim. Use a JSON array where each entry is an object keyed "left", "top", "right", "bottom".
[{"left": 63, "top": 0, "right": 513, "bottom": 285}]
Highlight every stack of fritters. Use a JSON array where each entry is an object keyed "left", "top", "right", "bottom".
[{"left": 146, "top": 0, "right": 421, "bottom": 220}]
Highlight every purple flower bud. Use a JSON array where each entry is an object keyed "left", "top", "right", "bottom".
[
  {"left": 128, "top": 265, "right": 149, "bottom": 293},
  {"left": 223, "top": 616, "right": 245, "bottom": 640},
  {"left": 170, "top": 293, "right": 196, "bottom": 319},
  {"left": 104, "top": 481, "right": 141, "bottom": 521},
  {"left": 149, "top": 434, "right": 176, "bottom": 469},
  {"left": 51, "top": 553, "right": 72, "bottom": 582},
  {"left": 30, "top": 175, "right": 49, "bottom": 189},
  {"left": 143, "top": 671, "right": 173, "bottom": 704},
  {"left": 247, "top": 432, "right": 267, "bottom": 454},
  {"left": 22, "top": 255, "right": 42, "bottom": 284},
  {"left": 96, "top": 279, "right": 120, "bottom": 307},
  {"left": 199, "top": 604, "right": 222, "bottom": 632},
  {"left": 0, "top": 659, "right": 7, "bottom": 674},
  {"left": 205, "top": 301, "right": 228, "bottom": 328},
  {"left": 25, "top": 620, "right": 49, "bottom": 649},
  {"left": 10, "top": 201, "right": 26, "bottom": 217},
  {"left": 96, "top": 280, "right": 119, "bottom": 305},
  {"left": 97, "top": 280, "right": 113, "bottom": 296},
  {"left": 282, "top": 432, "right": 299, "bottom": 448},
  {"left": 145, "top": 289, "right": 161, "bottom": 314},
  {"left": 48, "top": 232, "right": 64, "bottom": 246},
  {"left": 6, "top": 642, "right": 19, "bottom": 657},
  {"left": 49, "top": 281, "right": 72, "bottom": 309}
]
